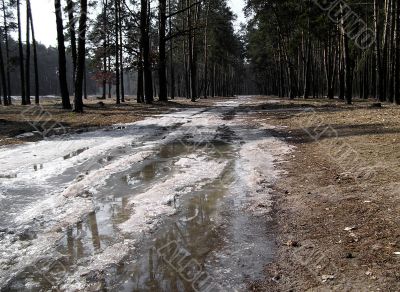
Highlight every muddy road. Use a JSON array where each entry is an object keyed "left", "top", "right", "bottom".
[{"left": 0, "top": 97, "right": 291, "bottom": 291}]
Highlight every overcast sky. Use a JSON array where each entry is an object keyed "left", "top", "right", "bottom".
[
  {"left": 229, "top": 0, "right": 246, "bottom": 31},
  {"left": 19, "top": 0, "right": 246, "bottom": 47}
]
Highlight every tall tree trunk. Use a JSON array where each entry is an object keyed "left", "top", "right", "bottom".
[
  {"left": 183, "top": 34, "right": 189, "bottom": 98},
  {"left": 381, "top": 0, "right": 391, "bottom": 101},
  {"left": 25, "top": 0, "right": 31, "bottom": 105},
  {"left": 107, "top": 34, "right": 112, "bottom": 99},
  {"left": 181, "top": 0, "right": 189, "bottom": 98},
  {"left": 0, "top": 28, "right": 7, "bottom": 105},
  {"left": 187, "top": 0, "right": 197, "bottom": 102},
  {"left": 395, "top": 0, "right": 400, "bottom": 104},
  {"left": 119, "top": 6, "right": 125, "bottom": 102},
  {"left": 168, "top": 0, "right": 175, "bottom": 99},
  {"left": 203, "top": 0, "right": 210, "bottom": 99},
  {"left": 341, "top": 4, "right": 353, "bottom": 105},
  {"left": 137, "top": 57, "right": 144, "bottom": 103},
  {"left": 102, "top": 0, "right": 107, "bottom": 99},
  {"left": 83, "top": 60, "right": 87, "bottom": 99},
  {"left": 67, "top": 0, "right": 77, "bottom": 83},
  {"left": 211, "top": 63, "right": 215, "bottom": 97},
  {"left": 141, "top": 0, "right": 153, "bottom": 103},
  {"left": 303, "top": 28, "right": 311, "bottom": 99},
  {"left": 55, "top": 0, "right": 71, "bottom": 109},
  {"left": 28, "top": 0, "right": 39, "bottom": 104},
  {"left": 17, "top": 0, "right": 26, "bottom": 105},
  {"left": 73, "top": 0, "right": 88, "bottom": 113},
  {"left": 343, "top": 39, "right": 353, "bottom": 104},
  {"left": 158, "top": 0, "right": 168, "bottom": 101},
  {"left": 374, "top": 0, "right": 384, "bottom": 101},
  {"left": 137, "top": 29, "right": 144, "bottom": 104},
  {"left": 278, "top": 45, "right": 284, "bottom": 97},
  {"left": 192, "top": 1, "right": 200, "bottom": 100},
  {"left": 115, "top": 0, "right": 120, "bottom": 104},
  {"left": 338, "top": 28, "right": 345, "bottom": 100},
  {"left": 324, "top": 33, "right": 337, "bottom": 99},
  {"left": 389, "top": 0, "right": 396, "bottom": 103},
  {"left": 363, "top": 57, "right": 369, "bottom": 99},
  {"left": 2, "top": 0, "right": 11, "bottom": 104}
]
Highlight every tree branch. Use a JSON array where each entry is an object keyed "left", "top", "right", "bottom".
[{"left": 166, "top": 1, "right": 202, "bottom": 19}]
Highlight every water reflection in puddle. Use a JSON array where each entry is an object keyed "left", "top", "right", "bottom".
[
  {"left": 5, "top": 126, "right": 272, "bottom": 291},
  {"left": 58, "top": 197, "right": 131, "bottom": 263},
  {"left": 33, "top": 164, "right": 43, "bottom": 171},
  {"left": 117, "top": 161, "right": 235, "bottom": 291},
  {"left": 128, "top": 161, "right": 165, "bottom": 183},
  {"left": 7, "top": 196, "right": 133, "bottom": 291},
  {"left": 0, "top": 173, "right": 17, "bottom": 178},
  {"left": 121, "top": 143, "right": 193, "bottom": 189},
  {"left": 63, "top": 147, "right": 89, "bottom": 160},
  {"left": 6, "top": 141, "right": 199, "bottom": 289}
]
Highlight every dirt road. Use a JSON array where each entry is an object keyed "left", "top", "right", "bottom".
[{"left": 0, "top": 96, "right": 291, "bottom": 291}]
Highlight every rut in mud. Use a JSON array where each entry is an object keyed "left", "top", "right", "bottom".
[{"left": 0, "top": 97, "right": 291, "bottom": 291}]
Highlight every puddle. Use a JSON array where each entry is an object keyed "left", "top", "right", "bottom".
[
  {"left": 1, "top": 102, "right": 279, "bottom": 291},
  {"left": 117, "top": 165, "right": 234, "bottom": 292},
  {"left": 55, "top": 203, "right": 131, "bottom": 263},
  {"left": 89, "top": 142, "right": 244, "bottom": 291},
  {"left": 159, "top": 143, "right": 188, "bottom": 159},
  {"left": 33, "top": 164, "right": 43, "bottom": 171},
  {"left": 3, "top": 141, "right": 202, "bottom": 290},
  {"left": 112, "top": 151, "right": 276, "bottom": 291},
  {"left": 63, "top": 147, "right": 89, "bottom": 160},
  {"left": 130, "top": 162, "right": 160, "bottom": 182},
  {"left": 127, "top": 143, "right": 189, "bottom": 184},
  {"left": 0, "top": 174, "right": 17, "bottom": 179},
  {"left": 5, "top": 197, "right": 134, "bottom": 291}
]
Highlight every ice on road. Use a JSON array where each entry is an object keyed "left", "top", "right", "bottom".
[{"left": 0, "top": 96, "right": 291, "bottom": 291}]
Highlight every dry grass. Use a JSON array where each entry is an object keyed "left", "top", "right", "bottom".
[
  {"left": 248, "top": 97, "right": 400, "bottom": 291},
  {"left": 0, "top": 96, "right": 225, "bottom": 146}
]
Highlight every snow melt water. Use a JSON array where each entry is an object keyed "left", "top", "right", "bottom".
[{"left": 0, "top": 96, "right": 292, "bottom": 291}]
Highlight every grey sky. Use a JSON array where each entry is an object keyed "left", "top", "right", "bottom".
[
  {"left": 229, "top": 0, "right": 246, "bottom": 31},
  {"left": 20, "top": 0, "right": 57, "bottom": 47},
  {"left": 21, "top": 0, "right": 245, "bottom": 47}
]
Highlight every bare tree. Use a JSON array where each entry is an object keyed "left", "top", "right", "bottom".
[
  {"left": 28, "top": 0, "right": 40, "bottom": 104},
  {"left": 25, "top": 0, "right": 31, "bottom": 105},
  {"left": 67, "top": 0, "right": 78, "bottom": 84},
  {"left": 55, "top": 0, "right": 71, "bottom": 109},
  {"left": 141, "top": 0, "right": 153, "bottom": 103},
  {"left": 16, "top": 0, "right": 26, "bottom": 105},
  {"left": 74, "top": 0, "right": 88, "bottom": 112},
  {"left": 158, "top": 0, "right": 168, "bottom": 101}
]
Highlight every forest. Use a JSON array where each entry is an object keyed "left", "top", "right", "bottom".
[
  {"left": 246, "top": 0, "right": 400, "bottom": 104},
  {"left": 0, "top": 0, "right": 400, "bottom": 291},
  {"left": 0, "top": 0, "right": 246, "bottom": 110},
  {"left": 0, "top": 0, "right": 399, "bottom": 108},
  {"left": 0, "top": 0, "right": 400, "bottom": 108}
]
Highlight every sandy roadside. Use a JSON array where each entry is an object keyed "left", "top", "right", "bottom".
[{"left": 247, "top": 97, "right": 400, "bottom": 291}]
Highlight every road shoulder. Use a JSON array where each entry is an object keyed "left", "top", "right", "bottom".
[{"left": 249, "top": 97, "right": 400, "bottom": 291}]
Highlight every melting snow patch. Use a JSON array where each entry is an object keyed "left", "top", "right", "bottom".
[
  {"left": 15, "top": 151, "right": 153, "bottom": 225},
  {"left": 0, "top": 231, "right": 64, "bottom": 289},
  {"left": 119, "top": 154, "right": 228, "bottom": 234},
  {"left": 236, "top": 136, "right": 292, "bottom": 216},
  {"left": 62, "top": 151, "right": 153, "bottom": 198},
  {"left": 15, "top": 132, "right": 36, "bottom": 138},
  {"left": 0, "top": 95, "right": 294, "bottom": 290},
  {"left": 61, "top": 240, "right": 135, "bottom": 290}
]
